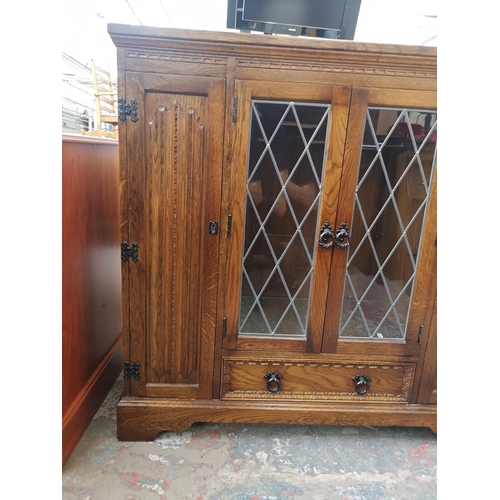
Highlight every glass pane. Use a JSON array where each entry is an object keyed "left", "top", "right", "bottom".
[
  {"left": 239, "top": 100, "right": 330, "bottom": 338},
  {"left": 339, "top": 107, "right": 437, "bottom": 340}
]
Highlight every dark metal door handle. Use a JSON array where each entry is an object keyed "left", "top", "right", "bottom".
[
  {"left": 334, "top": 221, "right": 351, "bottom": 249},
  {"left": 319, "top": 221, "right": 334, "bottom": 248},
  {"left": 319, "top": 221, "right": 351, "bottom": 249}
]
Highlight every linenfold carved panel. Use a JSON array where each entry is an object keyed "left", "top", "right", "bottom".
[{"left": 147, "top": 96, "right": 206, "bottom": 385}]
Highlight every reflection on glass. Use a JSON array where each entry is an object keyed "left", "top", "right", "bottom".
[
  {"left": 239, "top": 100, "right": 330, "bottom": 337},
  {"left": 340, "top": 108, "right": 437, "bottom": 340}
]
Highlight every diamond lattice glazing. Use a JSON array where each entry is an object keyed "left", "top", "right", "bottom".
[
  {"left": 339, "top": 108, "right": 437, "bottom": 339},
  {"left": 239, "top": 100, "right": 330, "bottom": 337}
]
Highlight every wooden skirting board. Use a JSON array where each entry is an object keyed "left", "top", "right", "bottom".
[{"left": 63, "top": 338, "right": 122, "bottom": 467}]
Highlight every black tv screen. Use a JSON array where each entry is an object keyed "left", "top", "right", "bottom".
[
  {"left": 243, "top": 0, "right": 346, "bottom": 31},
  {"left": 227, "top": 0, "right": 361, "bottom": 40}
]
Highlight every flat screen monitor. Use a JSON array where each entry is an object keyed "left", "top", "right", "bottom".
[
  {"left": 227, "top": 0, "right": 361, "bottom": 39},
  {"left": 243, "top": 0, "right": 346, "bottom": 31}
]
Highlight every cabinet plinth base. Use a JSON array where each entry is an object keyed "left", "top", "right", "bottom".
[{"left": 116, "top": 396, "right": 437, "bottom": 441}]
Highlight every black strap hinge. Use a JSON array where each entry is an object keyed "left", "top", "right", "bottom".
[
  {"left": 118, "top": 97, "right": 138, "bottom": 122},
  {"left": 123, "top": 361, "right": 141, "bottom": 380},
  {"left": 222, "top": 317, "right": 227, "bottom": 338},
  {"left": 121, "top": 242, "right": 139, "bottom": 262}
]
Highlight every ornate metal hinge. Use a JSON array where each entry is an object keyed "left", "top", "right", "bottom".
[
  {"left": 118, "top": 97, "right": 138, "bottom": 122},
  {"left": 121, "top": 241, "right": 139, "bottom": 262},
  {"left": 123, "top": 361, "right": 141, "bottom": 380}
]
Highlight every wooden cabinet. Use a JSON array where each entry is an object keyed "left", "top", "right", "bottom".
[
  {"left": 62, "top": 135, "right": 123, "bottom": 465},
  {"left": 109, "top": 24, "right": 437, "bottom": 441}
]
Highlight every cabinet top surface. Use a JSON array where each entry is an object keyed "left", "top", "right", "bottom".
[{"left": 107, "top": 23, "right": 437, "bottom": 61}]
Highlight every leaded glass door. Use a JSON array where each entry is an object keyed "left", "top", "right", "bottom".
[
  {"left": 322, "top": 88, "right": 438, "bottom": 356},
  {"left": 223, "top": 82, "right": 352, "bottom": 352}
]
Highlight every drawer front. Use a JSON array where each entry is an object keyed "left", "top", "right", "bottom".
[{"left": 221, "top": 358, "right": 415, "bottom": 403}]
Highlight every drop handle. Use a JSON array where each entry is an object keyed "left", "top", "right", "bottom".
[
  {"left": 319, "top": 221, "right": 334, "bottom": 248},
  {"left": 264, "top": 372, "right": 283, "bottom": 393},
  {"left": 352, "top": 374, "right": 371, "bottom": 395},
  {"left": 318, "top": 221, "right": 351, "bottom": 249}
]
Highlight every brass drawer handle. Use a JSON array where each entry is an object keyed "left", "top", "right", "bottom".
[
  {"left": 352, "top": 374, "right": 371, "bottom": 395},
  {"left": 264, "top": 372, "right": 283, "bottom": 393}
]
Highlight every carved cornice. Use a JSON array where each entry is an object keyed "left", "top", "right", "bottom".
[
  {"left": 236, "top": 58, "right": 436, "bottom": 79},
  {"left": 127, "top": 50, "right": 227, "bottom": 65},
  {"left": 125, "top": 50, "right": 434, "bottom": 79}
]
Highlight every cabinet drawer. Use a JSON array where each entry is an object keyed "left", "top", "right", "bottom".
[{"left": 221, "top": 358, "right": 415, "bottom": 403}]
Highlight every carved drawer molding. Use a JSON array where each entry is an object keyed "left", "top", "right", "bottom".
[{"left": 222, "top": 358, "right": 415, "bottom": 403}]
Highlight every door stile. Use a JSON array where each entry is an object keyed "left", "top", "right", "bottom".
[
  {"left": 213, "top": 57, "right": 237, "bottom": 397},
  {"left": 198, "top": 78, "right": 226, "bottom": 398},
  {"left": 401, "top": 164, "right": 437, "bottom": 355},
  {"left": 222, "top": 80, "right": 251, "bottom": 351},
  {"left": 306, "top": 86, "right": 352, "bottom": 353},
  {"left": 126, "top": 72, "right": 148, "bottom": 396},
  {"left": 117, "top": 47, "right": 132, "bottom": 396},
  {"left": 321, "top": 87, "right": 370, "bottom": 353}
]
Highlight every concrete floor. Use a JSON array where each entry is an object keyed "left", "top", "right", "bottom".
[{"left": 62, "top": 376, "right": 437, "bottom": 499}]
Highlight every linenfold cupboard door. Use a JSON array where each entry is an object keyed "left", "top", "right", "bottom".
[
  {"left": 125, "top": 72, "right": 225, "bottom": 398},
  {"left": 222, "top": 80, "right": 352, "bottom": 353}
]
